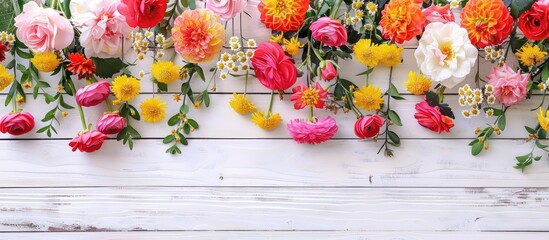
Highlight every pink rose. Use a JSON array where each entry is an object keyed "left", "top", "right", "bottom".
[
  {"left": 97, "top": 113, "right": 126, "bottom": 135},
  {"left": 206, "top": 0, "right": 247, "bottom": 21},
  {"left": 69, "top": 130, "right": 108, "bottom": 153},
  {"left": 310, "top": 17, "right": 347, "bottom": 47},
  {"left": 287, "top": 116, "right": 338, "bottom": 144},
  {"left": 487, "top": 63, "right": 530, "bottom": 107},
  {"left": 14, "top": 2, "right": 74, "bottom": 53},
  {"left": 321, "top": 61, "right": 337, "bottom": 81},
  {"left": 0, "top": 112, "right": 35, "bottom": 136},
  {"left": 75, "top": 81, "right": 111, "bottom": 107},
  {"left": 354, "top": 114, "right": 383, "bottom": 139},
  {"left": 422, "top": 4, "right": 455, "bottom": 27},
  {"left": 414, "top": 101, "right": 454, "bottom": 134},
  {"left": 118, "top": 0, "right": 167, "bottom": 28},
  {"left": 250, "top": 42, "right": 297, "bottom": 91}
]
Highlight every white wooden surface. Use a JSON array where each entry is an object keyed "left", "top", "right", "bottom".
[{"left": 1, "top": 2, "right": 549, "bottom": 239}]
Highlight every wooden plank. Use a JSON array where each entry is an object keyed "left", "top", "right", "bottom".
[
  {"left": 0, "top": 187, "right": 548, "bottom": 232},
  {"left": 0, "top": 139, "right": 547, "bottom": 188},
  {"left": 1, "top": 231, "right": 548, "bottom": 239}
]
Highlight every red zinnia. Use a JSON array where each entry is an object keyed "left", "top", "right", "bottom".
[
  {"left": 0, "top": 42, "right": 9, "bottom": 63},
  {"left": 66, "top": 53, "right": 96, "bottom": 80}
]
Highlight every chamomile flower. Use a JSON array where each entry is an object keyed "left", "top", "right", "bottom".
[
  {"left": 155, "top": 34, "right": 165, "bottom": 44},
  {"left": 5, "top": 34, "right": 14, "bottom": 44},
  {"left": 225, "top": 60, "right": 235, "bottom": 69},
  {"left": 245, "top": 50, "right": 254, "bottom": 58},
  {"left": 230, "top": 36, "right": 239, "bottom": 44},
  {"left": 219, "top": 72, "right": 228, "bottom": 80},
  {"left": 366, "top": 2, "right": 377, "bottom": 15},
  {"left": 486, "top": 109, "right": 494, "bottom": 117},
  {"left": 217, "top": 61, "right": 225, "bottom": 70},
  {"left": 471, "top": 107, "right": 479, "bottom": 116},
  {"left": 484, "top": 84, "right": 494, "bottom": 94},
  {"left": 462, "top": 110, "right": 471, "bottom": 118},
  {"left": 450, "top": 0, "right": 461, "bottom": 9},
  {"left": 487, "top": 95, "right": 496, "bottom": 104},
  {"left": 246, "top": 39, "right": 257, "bottom": 48},
  {"left": 230, "top": 42, "right": 241, "bottom": 51},
  {"left": 145, "top": 31, "right": 153, "bottom": 39},
  {"left": 458, "top": 96, "right": 466, "bottom": 106},
  {"left": 139, "top": 70, "right": 146, "bottom": 78}
]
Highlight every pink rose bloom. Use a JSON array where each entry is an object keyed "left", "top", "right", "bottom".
[
  {"left": 0, "top": 112, "right": 35, "bottom": 136},
  {"left": 422, "top": 4, "right": 455, "bottom": 27},
  {"left": 310, "top": 17, "right": 347, "bottom": 47},
  {"left": 97, "top": 113, "right": 126, "bottom": 135},
  {"left": 75, "top": 81, "right": 111, "bottom": 107},
  {"left": 354, "top": 114, "right": 383, "bottom": 139},
  {"left": 14, "top": 2, "right": 74, "bottom": 53},
  {"left": 69, "top": 130, "right": 108, "bottom": 153},
  {"left": 206, "top": 0, "right": 247, "bottom": 21},
  {"left": 250, "top": 42, "right": 297, "bottom": 91},
  {"left": 321, "top": 61, "right": 337, "bottom": 81},
  {"left": 487, "top": 63, "right": 530, "bottom": 107},
  {"left": 287, "top": 116, "right": 338, "bottom": 144},
  {"left": 290, "top": 82, "right": 328, "bottom": 110},
  {"left": 414, "top": 101, "right": 454, "bottom": 134}
]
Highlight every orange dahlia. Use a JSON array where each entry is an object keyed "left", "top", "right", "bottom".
[
  {"left": 258, "top": 0, "right": 310, "bottom": 32},
  {"left": 66, "top": 53, "right": 96, "bottom": 80},
  {"left": 461, "top": 0, "right": 513, "bottom": 48},
  {"left": 379, "top": 0, "right": 425, "bottom": 44},
  {"left": 172, "top": 9, "right": 225, "bottom": 63}
]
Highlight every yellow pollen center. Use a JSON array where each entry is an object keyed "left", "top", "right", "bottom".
[
  {"left": 301, "top": 88, "right": 320, "bottom": 106},
  {"left": 440, "top": 43, "right": 454, "bottom": 61}
]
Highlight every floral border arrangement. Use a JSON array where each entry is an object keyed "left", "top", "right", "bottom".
[{"left": 0, "top": 0, "right": 548, "bottom": 171}]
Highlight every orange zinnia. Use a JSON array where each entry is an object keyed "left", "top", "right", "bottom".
[
  {"left": 379, "top": 0, "right": 425, "bottom": 44},
  {"left": 461, "top": 0, "right": 513, "bottom": 48},
  {"left": 258, "top": 0, "right": 310, "bottom": 32}
]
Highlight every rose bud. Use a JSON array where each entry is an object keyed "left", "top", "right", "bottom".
[
  {"left": 69, "top": 130, "right": 108, "bottom": 153},
  {"left": 354, "top": 114, "right": 383, "bottom": 139},
  {"left": 75, "top": 81, "right": 111, "bottom": 107},
  {"left": 97, "top": 113, "right": 126, "bottom": 135},
  {"left": 321, "top": 61, "right": 338, "bottom": 81},
  {"left": 0, "top": 112, "right": 35, "bottom": 136}
]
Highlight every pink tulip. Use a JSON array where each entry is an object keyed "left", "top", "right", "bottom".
[
  {"left": 97, "top": 113, "right": 126, "bottom": 135},
  {"left": 76, "top": 81, "right": 111, "bottom": 107},
  {"left": 321, "top": 61, "right": 338, "bottom": 81}
]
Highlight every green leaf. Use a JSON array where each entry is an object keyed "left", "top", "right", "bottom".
[
  {"left": 535, "top": 140, "right": 549, "bottom": 149},
  {"left": 525, "top": 126, "right": 537, "bottom": 134},
  {"left": 156, "top": 81, "right": 168, "bottom": 92},
  {"left": 515, "top": 153, "right": 531, "bottom": 163},
  {"left": 0, "top": 0, "right": 16, "bottom": 33},
  {"left": 163, "top": 134, "right": 175, "bottom": 144},
  {"left": 178, "top": 132, "right": 188, "bottom": 145},
  {"left": 16, "top": 48, "right": 32, "bottom": 59},
  {"left": 195, "top": 65, "right": 205, "bottom": 81},
  {"left": 166, "top": 145, "right": 182, "bottom": 154},
  {"left": 41, "top": 108, "right": 57, "bottom": 122},
  {"left": 44, "top": 93, "right": 55, "bottom": 104},
  {"left": 4, "top": 80, "right": 17, "bottom": 106},
  {"left": 388, "top": 83, "right": 405, "bottom": 100},
  {"left": 188, "top": 0, "right": 196, "bottom": 9},
  {"left": 168, "top": 114, "right": 180, "bottom": 126},
  {"left": 511, "top": 0, "right": 536, "bottom": 19},
  {"left": 424, "top": 91, "right": 439, "bottom": 107},
  {"left": 539, "top": 128, "right": 547, "bottom": 139},
  {"left": 355, "top": 68, "right": 373, "bottom": 76},
  {"left": 91, "top": 58, "right": 128, "bottom": 78},
  {"left": 388, "top": 131, "right": 400, "bottom": 146},
  {"left": 388, "top": 110, "right": 402, "bottom": 126},
  {"left": 334, "top": 78, "right": 357, "bottom": 101},
  {"left": 180, "top": 104, "right": 189, "bottom": 114},
  {"left": 471, "top": 142, "right": 484, "bottom": 156},
  {"left": 498, "top": 115, "right": 506, "bottom": 131},
  {"left": 187, "top": 119, "right": 199, "bottom": 129},
  {"left": 128, "top": 104, "right": 140, "bottom": 121},
  {"left": 36, "top": 125, "right": 50, "bottom": 134},
  {"left": 542, "top": 63, "right": 549, "bottom": 82},
  {"left": 59, "top": 95, "right": 74, "bottom": 109},
  {"left": 63, "top": 0, "right": 72, "bottom": 18},
  {"left": 202, "top": 90, "right": 210, "bottom": 107},
  {"left": 181, "top": 82, "right": 191, "bottom": 95},
  {"left": 126, "top": 125, "right": 141, "bottom": 138}
]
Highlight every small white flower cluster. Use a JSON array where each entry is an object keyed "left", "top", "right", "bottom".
[
  {"left": 0, "top": 31, "right": 15, "bottom": 44},
  {"left": 450, "top": 0, "right": 462, "bottom": 9},
  {"left": 129, "top": 31, "right": 166, "bottom": 60},
  {"left": 484, "top": 46, "right": 505, "bottom": 66},
  {"left": 216, "top": 36, "right": 256, "bottom": 80},
  {"left": 345, "top": 0, "right": 376, "bottom": 30},
  {"left": 458, "top": 84, "right": 496, "bottom": 118}
]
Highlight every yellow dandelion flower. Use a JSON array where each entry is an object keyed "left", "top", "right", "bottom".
[
  {"left": 538, "top": 108, "right": 549, "bottom": 132},
  {"left": 353, "top": 84, "right": 384, "bottom": 111},
  {"left": 112, "top": 75, "right": 141, "bottom": 102},
  {"left": 0, "top": 65, "right": 14, "bottom": 91},
  {"left": 140, "top": 97, "right": 167, "bottom": 123},
  {"left": 252, "top": 111, "right": 282, "bottom": 130},
  {"left": 516, "top": 43, "right": 547, "bottom": 68},
  {"left": 404, "top": 71, "right": 431, "bottom": 95},
  {"left": 377, "top": 43, "right": 403, "bottom": 67},
  {"left": 353, "top": 39, "right": 380, "bottom": 68},
  {"left": 151, "top": 61, "right": 181, "bottom": 84},
  {"left": 270, "top": 33, "right": 284, "bottom": 43},
  {"left": 283, "top": 37, "right": 304, "bottom": 56},
  {"left": 229, "top": 93, "right": 257, "bottom": 114},
  {"left": 31, "top": 52, "right": 61, "bottom": 72}
]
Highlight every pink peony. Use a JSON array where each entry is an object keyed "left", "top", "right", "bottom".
[
  {"left": 250, "top": 42, "right": 297, "bottom": 91},
  {"left": 422, "top": 4, "right": 455, "bottom": 27},
  {"left": 97, "top": 113, "right": 126, "bottom": 135},
  {"left": 14, "top": 2, "right": 74, "bottom": 53},
  {"left": 75, "top": 81, "right": 111, "bottom": 107},
  {"left": 206, "top": 0, "right": 247, "bottom": 21},
  {"left": 309, "top": 17, "right": 347, "bottom": 47},
  {"left": 354, "top": 114, "right": 383, "bottom": 139},
  {"left": 69, "top": 130, "right": 108, "bottom": 153},
  {"left": 0, "top": 112, "right": 35, "bottom": 136},
  {"left": 118, "top": 0, "right": 167, "bottom": 28},
  {"left": 290, "top": 82, "right": 328, "bottom": 110},
  {"left": 287, "top": 116, "right": 338, "bottom": 144},
  {"left": 414, "top": 101, "right": 454, "bottom": 134},
  {"left": 321, "top": 61, "right": 337, "bottom": 81},
  {"left": 487, "top": 63, "right": 530, "bottom": 107}
]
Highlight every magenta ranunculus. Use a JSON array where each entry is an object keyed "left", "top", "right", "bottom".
[
  {"left": 0, "top": 112, "right": 35, "bottom": 136},
  {"left": 414, "top": 101, "right": 454, "bottom": 134},
  {"left": 118, "top": 0, "right": 167, "bottom": 28},
  {"left": 76, "top": 81, "right": 111, "bottom": 107},
  {"left": 69, "top": 130, "right": 108, "bottom": 153},
  {"left": 14, "top": 2, "right": 74, "bottom": 53},
  {"left": 487, "top": 63, "right": 530, "bottom": 107},
  {"left": 206, "top": 0, "right": 247, "bottom": 21},
  {"left": 309, "top": 17, "right": 347, "bottom": 47},
  {"left": 354, "top": 114, "right": 383, "bottom": 139},
  {"left": 422, "top": 4, "right": 455, "bottom": 27},
  {"left": 321, "top": 61, "right": 337, "bottom": 81},
  {"left": 287, "top": 116, "right": 338, "bottom": 144},
  {"left": 250, "top": 42, "right": 297, "bottom": 91},
  {"left": 97, "top": 113, "right": 126, "bottom": 135}
]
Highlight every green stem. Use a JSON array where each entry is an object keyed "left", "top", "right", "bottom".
[
  {"left": 268, "top": 90, "right": 275, "bottom": 114},
  {"left": 309, "top": 106, "right": 314, "bottom": 122},
  {"left": 244, "top": 70, "right": 249, "bottom": 96},
  {"left": 504, "top": 23, "right": 518, "bottom": 60},
  {"left": 330, "top": 0, "right": 343, "bottom": 19},
  {"left": 105, "top": 97, "right": 113, "bottom": 112},
  {"left": 366, "top": 72, "right": 369, "bottom": 86},
  {"left": 69, "top": 80, "right": 88, "bottom": 130}
]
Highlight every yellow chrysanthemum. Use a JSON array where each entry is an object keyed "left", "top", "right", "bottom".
[
  {"left": 283, "top": 37, "right": 304, "bottom": 56},
  {"left": 353, "top": 39, "right": 380, "bottom": 68},
  {"left": 140, "top": 97, "right": 167, "bottom": 123},
  {"left": 151, "top": 61, "right": 181, "bottom": 84},
  {"left": 538, "top": 108, "right": 549, "bottom": 132},
  {"left": 0, "top": 65, "right": 14, "bottom": 91},
  {"left": 404, "top": 71, "right": 431, "bottom": 95},
  {"left": 112, "top": 75, "right": 141, "bottom": 102},
  {"left": 31, "top": 52, "right": 61, "bottom": 72},
  {"left": 251, "top": 111, "right": 282, "bottom": 130},
  {"left": 270, "top": 33, "right": 284, "bottom": 43},
  {"left": 353, "top": 84, "right": 384, "bottom": 111},
  {"left": 377, "top": 43, "right": 403, "bottom": 67},
  {"left": 516, "top": 43, "right": 547, "bottom": 68},
  {"left": 229, "top": 93, "right": 257, "bottom": 114}
]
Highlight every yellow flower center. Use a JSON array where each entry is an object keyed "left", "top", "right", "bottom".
[
  {"left": 301, "top": 88, "right": 320, "bottom": 106},
  {"left": 439, "top": 43, "right": 454, "bottom": 61}
]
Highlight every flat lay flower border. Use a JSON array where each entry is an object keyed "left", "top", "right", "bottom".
[{"left": 0, "top": 0, "right": 548, "bottom": 171}]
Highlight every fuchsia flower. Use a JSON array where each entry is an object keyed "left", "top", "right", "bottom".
[
  {"left": 118, "top": 0, "right": 167, "bottom": 28},
  {"left": 354, "top": 114, "right": 383, "bottom": 139},
  {"left": 250, "top": 42, "right": 297, "bottom": 91},
  {"left": 321, "top": 61, "right": 337, "bottom": 81},
  {"left": 97, "top": 113, "right": 126, "bottom": 135},
  {"left": 75, "top": 81, "right": 111, "bottom": 107},
  {"left": 422, "top": 4, "right": 455, "bottom": 27},
  {"left": 310, "top": 17, "right": 347, "bottom": 47},
  {"left": 290, "top": 82, "right": 328, "bottom": 110},
  {"left": 414, "top": 101, "right": 454, "bottom": 133},
  {"left": 69, "top": 130, "right": 108, "bottom": 153},
  {"left": 487, "top": 63, "right": 530, "bottom": 107},
  {"left": 0, "top": 112, "right": 35, "bottom": 136},
  {"left": 206, "top": 0, "right": 247, "bottom": 21},
  {"left": 287, "top": 117, "right": 338, "bottom": 144}
]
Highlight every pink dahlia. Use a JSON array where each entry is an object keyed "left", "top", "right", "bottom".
[
  {"left": 287, "top": 116, "right": 338, "bottom": 144},
  {"left": 290, "top": 82, "right": 328, "bottom": 110},
  {"left": 487, "top": 63, "right": 530, "bottom": 107}
]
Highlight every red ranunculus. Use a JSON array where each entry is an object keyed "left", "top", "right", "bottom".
[
  {"left": 354, "top": 114, "right": 383, "bottom": 139},
  {"left": 518, "top": 0, "right": 549, "bottom": 41},
  {"left": 97, "top": 113, "right": 126, "bottom": 135},
  {"left": 69, "top": 130, "right": 108, "bottom": 153},
  {"left": 0, "top": 112, "right": 35, "bottom": 136},
  {"left": 118, "top": 0, "right": 167, "bottom": 28},
  {"left": 250, "top": 42, "right": 297, "bottom": 91},
  {"left": 414, "top": 101, "right": 454, "bottom": 133},
  {"left": 0, "top": 42, "right": 9, "bottom": 63},
  {"left": 75, "top": 81, "right": 111, "bottom": 107}
]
